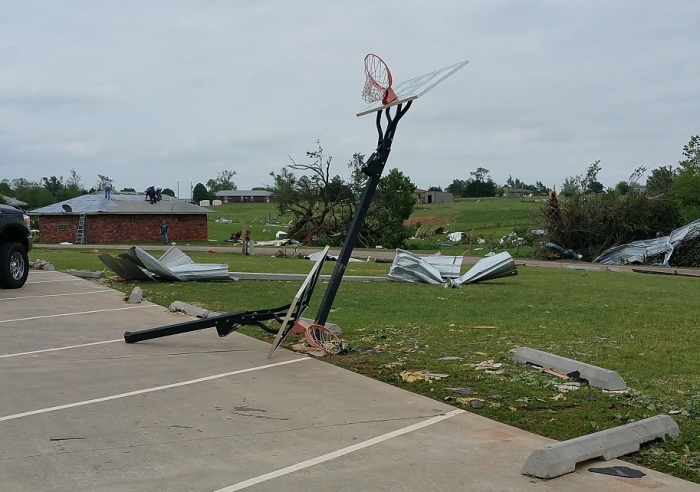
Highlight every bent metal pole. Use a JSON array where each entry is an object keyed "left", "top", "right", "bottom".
[{"left": 315, "top": 102, "right": 411, "bottom": 326}]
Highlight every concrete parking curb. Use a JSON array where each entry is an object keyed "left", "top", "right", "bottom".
[
  {"left": 512, "top": 347, "right": 627, "bottom": 390},
  {"left": 522, "top": 415, "right": 680, "bottom": 478}
]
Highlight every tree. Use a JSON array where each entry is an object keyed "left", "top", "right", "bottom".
[
  {"left": 121, "top": 187, "right": 136, "bottom": 192},
  {"left": 206, "top": 169, "right": 237, "bottom": 194},
  {"left": 560, "top": 160, "right": 604, "bottom": 196},
  {"left": 427, "top": 186, "right": 442, "bottom": 192},
  {"left": 446, "top": 168, "right": 497, "bottom": 198},
  {"left": 672, "top": 136, "right": 700, "bottom": 219},
  {"left": 162, "top": 188, "right": 176, "bottom": 197},
  {"left": 646, "top": 165, "right": 677, "bottom": 196},
  {"left": 359, "top": 168, "right": 416, "bottom": 248},
  {"left": 446, "top": 179, "right": 468, "bottom": 197},
  {"left": 614, "top": 181, "right": 631, "bottom": 195},
  {"left": 192, "top": 183, "right": 210, "bottom": 203},
  {"left": 534, "top": 181, "right": 549, "bottom": 194},
  {"left": 267, "top": 143, "right": 416, "bottom": 248},
  {"left": 268, "top": 142, "right": 354, "bottom": 245},
  {"left": 464, "top": 167, "right": 497, "bottom": 197}
]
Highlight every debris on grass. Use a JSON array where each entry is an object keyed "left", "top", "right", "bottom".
[
  {"left": 556, "top": 382, "right": 581, "bottom": 392},
  {"left": 474, "top": 360, "right": 503, "bottom": 371},
  {"left": 445, "top": 387, "right": 476, "bottom": 396},
  {"left": 444, "top": 396, "right": 485, "bottom": 408},
  {"left": 399, "top": 370, "right": 448, "bottom": 383}
]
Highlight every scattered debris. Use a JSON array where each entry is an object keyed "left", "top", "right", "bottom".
[
  {"left": 68, "top": 269, "right": 105, "bottom": 279},
  {"left": 532, "top": 365, "right": 570, "bottom": 380},
  {"left": 29, "top": 259, "right": 55, "bottom": 270},
  {"left": 474, "top": 360, "right": 503, "bottom": 372},
  {"left": 444, "top": 395, "right": 484, "bottom": 407},
  {"left": 388, "top": 249, "right": 517, "bottom": 287},
  {"left": 589, "top": 466, "right": 645, "bottom": 478},
  {"left": 425, "top": 373, "right": 449, "bottom": 379},
  {"left": 254, "top": 239, "right": 302, "bottom": 247},
  {"left": 399, "top": 370, "right": 447, "bottom": 383},
  {"left": 556, "top": 382, "right": 581, "bottom": 392},
  {"left": 452, "top": 252, "right": 518, "bottom": 286},
  {"left": 305, "top": 251, "right": 364, "bottom": 263},
  {"left": 445, "top": 387, "right": 476, "bottom": 395},
  {"left": 100, "top": 246, "right": 230, "bottom": 281},
  {"left": 438, "top": 356, "right": 462, "bottom": 361},
  {"left": 290, "top": 343, "right": 326, "bottom": 357},
  {"left": 545, "top": 242, "right": 583, "bottom": 261},
  {"left": 594, "top": 219, "right": 700, "bottom": 265},
  {"left": 450, "top": 324, "right": 497, "bottom": 329},
  {"left": 632, "top": 268, "right": 700, "bottom": 278},
  {"left": 470, "top": 399, "right": 485, "bottom": 409}
]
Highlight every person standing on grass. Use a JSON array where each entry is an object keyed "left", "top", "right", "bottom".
[{"left": 160, "top": 221, "right": 169, "bottom": 244}]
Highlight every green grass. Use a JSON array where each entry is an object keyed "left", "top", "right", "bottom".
[
  {"left": 197, "top": 198, "right": 544, "bottom": 257},
  {"left": 29, "top": 247, "right": 700, "bottom": 482}
]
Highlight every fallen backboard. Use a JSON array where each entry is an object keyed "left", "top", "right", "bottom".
[
  {"left": 357, "top": 59, "right": 469, "bottom": 117},
  {"left": 267, "top": 245, "right": 330, "bottom": 358}
]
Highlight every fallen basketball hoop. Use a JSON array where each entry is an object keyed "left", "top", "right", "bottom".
[{"left": 124, "top": 246, "right": 330, "bottom": 360}]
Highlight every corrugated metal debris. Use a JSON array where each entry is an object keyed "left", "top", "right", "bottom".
[
  {"left": 388, "top": 249, "right": 517, "bottom": 287},
  {"left": 594, "top": 219, "right": 700, "bottom": 265},
  {"left": 100, "top": 246, "right": 231, "bottom": 281}
]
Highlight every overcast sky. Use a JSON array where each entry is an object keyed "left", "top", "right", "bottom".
[{"left": 1, "top": 1, "right": 698, "bottom": 197}]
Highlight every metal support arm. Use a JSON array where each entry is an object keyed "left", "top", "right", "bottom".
[{"left": 315, "top": 102, "right": 411, "bottom": 326}]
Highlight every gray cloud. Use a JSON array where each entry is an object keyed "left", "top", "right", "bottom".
[{"left": 0, "top": 1, "right": 697, "bottom": 196}]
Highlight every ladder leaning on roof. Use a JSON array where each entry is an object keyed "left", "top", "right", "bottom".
[{"left": 76, "top": 213, "right": 86, "bottom": 244}]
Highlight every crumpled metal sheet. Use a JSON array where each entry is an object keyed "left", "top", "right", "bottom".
[
  {"left": 388, "top": 249, "right": 445, "bottom": 284},
  {"left": 423, "top": 253, "right": 463, "bottom": 278},
  {"left": 388, "top": 249, "right": 517, "bottom": 287},
  {"left": 133, "top": 246, "right": 230, "bottom": 281},
  {"left": 594, "top": 219, "right": 700, "bottom": 265},
  {"left": 98, "top": 253, "right": 154, "bottom": 281},
  {"left": 452, "top": 251, "right": 518, "bottom": 286}
]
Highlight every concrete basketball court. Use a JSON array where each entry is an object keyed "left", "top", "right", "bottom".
[{"left": 1, "top": 270, "right": 697, "bottom": 491}]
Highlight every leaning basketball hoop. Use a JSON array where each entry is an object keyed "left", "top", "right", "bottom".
[{"left": 362, "top": 54, "right": 397, "bottom": 105}]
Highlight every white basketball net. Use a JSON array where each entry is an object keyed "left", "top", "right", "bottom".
[{"left": 362, "top": 54, "right": 392, "bottom": 103}]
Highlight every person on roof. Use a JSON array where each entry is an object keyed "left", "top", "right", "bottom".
[
  {"left": 145, "top": 186, "right": 156, "bottom": 204},
  {"left": 103, "top": 178, "right": 113, "bottom": 200}
]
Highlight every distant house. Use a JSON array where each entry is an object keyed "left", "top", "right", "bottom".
[
  {"left": 30, "top": 193, "right": 215, "bottom": 244},
  {"left": 502, "top": 187, "right": 534, "bottom": 197},
  {"left": 413, "top": 188, "right": 454, "bottom": 204},
  {"left": 215, "top": 190, "right": 274, "bottom": 203}
]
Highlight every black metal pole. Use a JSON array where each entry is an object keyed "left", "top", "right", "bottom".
[{"left": 315, "top": 102, "right": 411, "bottom": 326}]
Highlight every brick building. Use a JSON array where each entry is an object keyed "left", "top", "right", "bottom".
[{"left": 31, "top": 193, "right": 214, "bottom": 244}]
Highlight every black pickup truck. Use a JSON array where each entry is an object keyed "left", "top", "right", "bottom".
[{"left": 0, "top": 204, "right": 33, "bottom": 288}]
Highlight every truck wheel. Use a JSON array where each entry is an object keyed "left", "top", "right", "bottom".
[{"left": 0, "top": 242, "right": 29, "bottom": 289}]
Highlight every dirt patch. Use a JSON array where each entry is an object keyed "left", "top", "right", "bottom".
[{"left": 404, "top": 215, "right": 445, "bottom": 226}]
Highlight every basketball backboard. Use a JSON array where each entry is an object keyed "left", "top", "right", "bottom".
[{"left": 357, "top": 59, "right": 469, "bottom": 117}]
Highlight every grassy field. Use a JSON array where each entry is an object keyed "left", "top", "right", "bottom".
[
  {"left": 29, "top": 246, "right": 700, "bottom": 483},
  {"left": 201, "top": 197, "right": 544, "bottom": 256}
]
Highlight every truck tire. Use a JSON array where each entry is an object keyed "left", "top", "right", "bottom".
[{"left": 0, "top": 242, "right": 29, "bottom": 289}]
